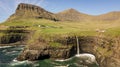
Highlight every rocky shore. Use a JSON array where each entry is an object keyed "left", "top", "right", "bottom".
[{"left": 16, "top": 36, "right": 120, "bottom": 67}]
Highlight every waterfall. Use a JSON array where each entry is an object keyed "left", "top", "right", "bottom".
[
  {"left": 76, "top": 36, "right": 80, "bottom": 55},
  {"left": 75, "top": 36, "right": 99, "bottom": 66}
]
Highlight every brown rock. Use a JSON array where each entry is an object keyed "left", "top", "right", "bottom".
[{"left": 8, "top": 3, "right": 58, "bottom": 21}]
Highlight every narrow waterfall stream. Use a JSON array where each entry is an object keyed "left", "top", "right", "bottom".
[
  {"left": 75, "top": 36, "right": 99, "bottom": 67},
  {"left": 55, "top": 36, "right": 99, "bottom": 67},
  {"left": 76, "top": 36, "right": 80, "bottom": 56}
]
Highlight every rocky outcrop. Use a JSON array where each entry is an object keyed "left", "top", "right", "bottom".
[
  {"left": 77, "top": 36, "right": 120, "bottom": 67},
  {"left": 8, "top": 3, "right": 58, "bottom": 21},
  {"left": 0, "top": 26, "right": 29, "bottom": 45},
  {"left": 17, "top": 42, "right": 76, "bottom": 61},
  {"left": 17, "top": 36, "right": 120, "bottom": 67}
]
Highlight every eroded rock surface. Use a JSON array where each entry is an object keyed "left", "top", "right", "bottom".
[
  {"left": 8, "top": 3, "right": 58, "bottom": 21},
  {"left": 17, "top": 36, "right": 120, "bottom": 67}
]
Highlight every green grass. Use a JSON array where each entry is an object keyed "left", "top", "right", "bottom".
[
  {"left": 1, "top": 18, "right": 120, "bottom": 50},
  {"left": 1, "top": 18, "right": 120, "bottom": 37},
  {"left": 49, "top": 42, "right": 62, "bottom": 47}
]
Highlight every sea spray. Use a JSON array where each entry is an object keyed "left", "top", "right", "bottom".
[
  {"left": 75, "top": 53, "right": 96, "bottom": 64},
  {"left": 10, "top": 60, "right": 27, "bottom": 66}
]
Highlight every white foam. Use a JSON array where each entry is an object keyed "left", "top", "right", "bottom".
[
  {"left": 75, "top": 54, "right": 81, "bottom": 57},
  {"left": 75, "top": 53, "right": 96, "bottom": 64},
  {"left": 0, "top": 46, "right": 12, "bottom": 48},
  {"left": 10, "top": 58, "right": 27, "bottom": 66},
  {"left": 10, "top": 60, "right": 30, "bottom": 66},
  {"left": 13, "top": 58, "right": 18, "bottom": 62},
  {"left": 55, "top": 57, "right": 73, "bottom": 62},
  {"left": 54, "top": 64, "right": 69, "bottom": 67},
  {"left": 10, "top": 58, "right": 34, "bottom": 66},
  {"left": 10, "top": 61, "right": 26, "bottom": 66},
  {"left": 5, "top": 51, "right": 18, "bottom": 55},
  {"left": 33, "top": 63, "right": 39, "bottom": 67}
]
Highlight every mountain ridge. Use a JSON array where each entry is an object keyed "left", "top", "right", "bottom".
[
  {"left": 7, "top": 3, "right": 120, "bottom": 22},
  {"left": 8, "top": 3, "right": 58, "bottom": 21},
  {"left": 56, "top": 8, "right": 92, "bottom": 21}
]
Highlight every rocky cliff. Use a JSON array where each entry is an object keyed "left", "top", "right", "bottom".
[
  {"left": 0, "top": 26, "right": 29, "bottom": 45},
  {"left": 8, "top": 3, "right": 58, "bottom": 21},
  {"left": 17, "top": 36, "right": 77, "bottom": 61},
  {"left": 17, "top": 36, "right": 120, "bottom": 67}
]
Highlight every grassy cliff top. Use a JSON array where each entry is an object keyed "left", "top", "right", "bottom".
[{"left": 1, "top": 18, "right": 120, "bottom": 37}]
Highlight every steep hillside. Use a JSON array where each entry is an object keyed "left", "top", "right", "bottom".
[
  {"left": 7, "top": 3, "right": 120, "bottom": 22},
  {"left": 7, "top": 3, "right": 58, "bottom": 21}
]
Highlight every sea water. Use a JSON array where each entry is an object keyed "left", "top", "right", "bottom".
[{"left": 0, "top": 46, "right": 99, "bottom": 67}]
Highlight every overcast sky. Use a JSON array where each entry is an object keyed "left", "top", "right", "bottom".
[{"left": 0, "top": 0, "right": 120, "bottom": 22}]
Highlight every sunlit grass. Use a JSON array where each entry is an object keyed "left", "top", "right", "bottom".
[{"left": 1, "top": 18, "right": 120, "bottom": 37}]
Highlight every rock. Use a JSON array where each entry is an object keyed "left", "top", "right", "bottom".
[
  {"left": 8, "top": 3, "right": 58, "bottom": 21},
  {"left": 17, "top": 41, "right": 76, "bottom": 61},
  {"left": 17, "top": 36, "right": 120, "bottom": 67}
]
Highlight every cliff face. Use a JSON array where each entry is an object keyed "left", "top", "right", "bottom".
[
  {"left": 8, "top": 3, "right": 58, "bottom": 21},
  {"left": 17, "top": 44, "right": 75, "bottom": 61},
  {"left": 17, "top": 36, "right": 77, "bottom": 61},
  {"left": 17, "top": 36, "right": 120, "bottom": 67},
  {"left": 0, "top": 26, "right": 29, "bottom": 45}
]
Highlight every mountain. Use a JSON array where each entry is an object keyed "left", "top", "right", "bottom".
[
  {"left": 95, "top": 11, "right": 120, "bottom": 21},
  {"left": 56, "top": 8, "right": 92, "bottom": 21},
  {"left": 8, "top": 3, "right": 58, "bottom": 21},
  {"left": 7, "top": 3, "right": 120, "bottom": 22}
]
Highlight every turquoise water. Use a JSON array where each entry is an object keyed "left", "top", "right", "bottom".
[{"left": 0, "top": 46, "right": 99, "bottom": 67}]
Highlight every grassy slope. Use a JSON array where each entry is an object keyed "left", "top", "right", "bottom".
[
  {"left": 1, "top": 18, "right": 120, "bottom": 37},
  {"left": 0, "top": 18, "right": 120, "bottom": 47}
]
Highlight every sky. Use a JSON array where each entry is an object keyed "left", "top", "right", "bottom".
[{"left": 0, "top": 0, "right": 120, "bottom": 22}]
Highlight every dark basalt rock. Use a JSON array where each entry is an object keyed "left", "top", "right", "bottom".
[{"left": 17, "top": 43, "right": 76, "bottom": 61}]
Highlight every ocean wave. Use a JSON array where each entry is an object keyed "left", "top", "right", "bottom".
[
  {"left": 55, "top": 57, "right": 73, "bottom": 62},
  {"left": 10, "top": 60, "right": 29, "bottom": 66},
  {"left": 5, "top": 51, "right": 18, "bottom": 55},
  {"left": 54, "top": 64, "right": 69, "bottom": 67},
  {"left": 0, "top": 46, "right": 12, "bottom": 49}
]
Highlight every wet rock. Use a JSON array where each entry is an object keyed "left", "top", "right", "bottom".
[{"left": 17, "top": 42, "right": 75, "bottom": 61}]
